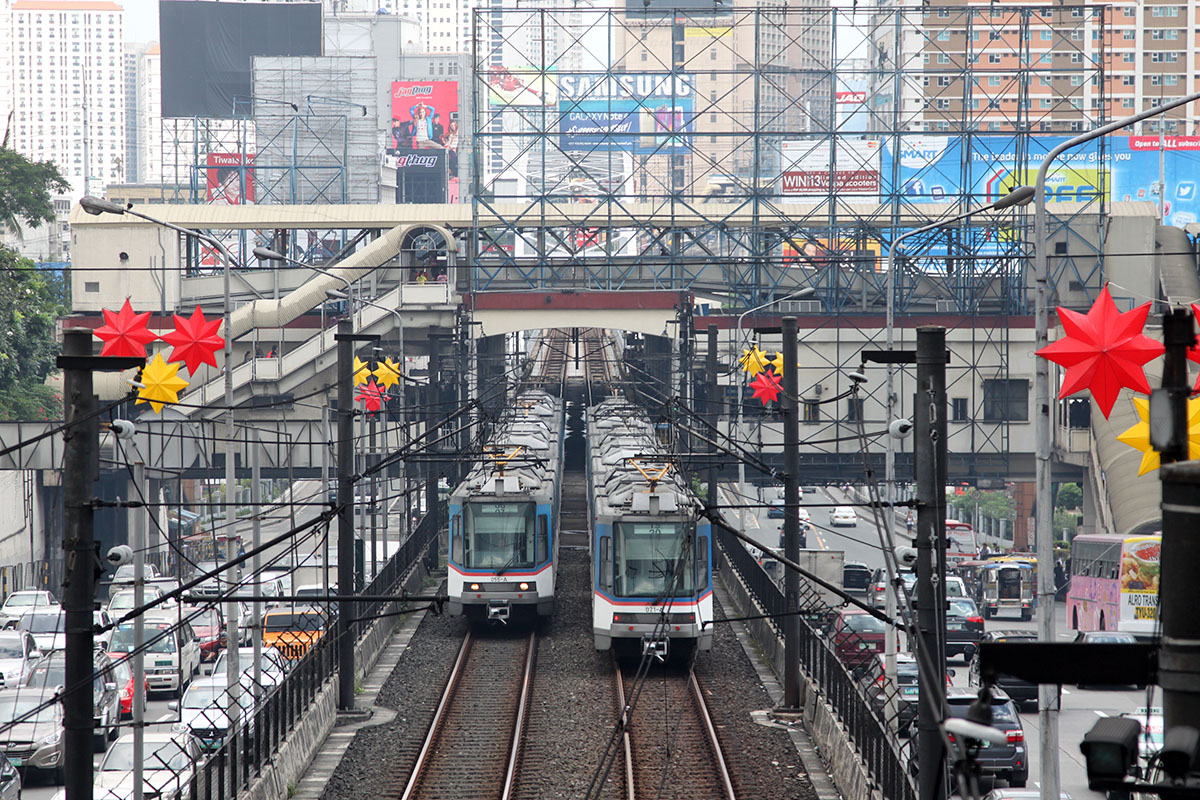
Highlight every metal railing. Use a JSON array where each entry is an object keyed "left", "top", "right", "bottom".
[
  {"left": 716, "top": 523, "right": 916, "bottom": 800},
  {"left": 186, "top": 506, "right": 443, "bottom": 800}
]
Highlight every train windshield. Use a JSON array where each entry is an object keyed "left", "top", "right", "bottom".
[
  {"left": 464, "top": 501, "right": 536, "bottom": 570},
  {"left": 613, "top": 521, "right": 695, "bottom": 598}
]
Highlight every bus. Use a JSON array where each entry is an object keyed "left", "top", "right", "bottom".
[
  {"left": 944, "top": 520, "right": 978, "bottom": 564},
  {"left": 1067, "top": 534, "right": 1161, "bottom": 637}
]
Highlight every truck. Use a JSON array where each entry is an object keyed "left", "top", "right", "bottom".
[{"left": 761, "top": 548, "right": 846, "bottom": 610}]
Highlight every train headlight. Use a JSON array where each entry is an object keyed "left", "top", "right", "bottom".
[
  {"left": 518, "top": 582, "right": 530, "bottom": 591},
  {"left": 469, "top": 583, "right": 480, "bottom": 591}
]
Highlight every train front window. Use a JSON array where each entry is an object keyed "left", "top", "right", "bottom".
[
  {"left": 614, "top": 521, "right": 694, "bottom": 598},
  {"left": 464, "top": 502, "right": 536, "bottom": 570}
]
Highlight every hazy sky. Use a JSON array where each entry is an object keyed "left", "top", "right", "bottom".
[{"left": 124, "top": 0, "right": 159, "bottom": 46}]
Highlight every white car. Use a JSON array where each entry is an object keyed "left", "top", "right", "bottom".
[
  {"left": 0, "top": 631, "right": 39, "bottom": 688},
  {"left": 93, "top": 733, "right": 201, "bottom": 800},
  {"left": 170, "top": 676, "right": 257, "bottom": 753},
  {"left": 107, "top": 615, "right": 200, "bottom": 698},
  {"left": 797, "top": 508, "right": 811, "bottom": 528},
  {"left": 13, "top": 609, "right": 65, "bottom": 653},
  {"left": 0, "top": 591, "right": 57, "bottom": 625},
  {"left": 830, "top": 506, "right": 858, "bottom": 527},
  {"left": 106, "top": 586, "right": 167, "bottom": 617},
  {"left": 211, "top": 647, "right": 287, "bottom": 696}
]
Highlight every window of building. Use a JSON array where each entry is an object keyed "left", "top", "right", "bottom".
[
  {"left": 989, "top": 75, "right": 1001, "bottom": 86},
  {"left": 988, "top": 53, "right": 1001, "bottom": 63},
  {"left": 1040, "top": 98, "right": 1052, "bottom": 108},
  {"left": 937, "top": 30, "right": 950, "bottom": 41},
  {"left": 982, "top": 379, "right": 1029, "bottom": 421},
  {"left": 938, "top": 53, "right": 950, "bottom": 63},
  {"left": 951, "top": 397, "right": 969, "bottom": 422},
  {"left": 845, "top": 397, "right": 864, "bottom": 422},
  {"left": 1040, "top": 30, "right": 1051, "bottom": 40},
  {"left": 803, "top": 400, "right": 819, "bottom": 424}
]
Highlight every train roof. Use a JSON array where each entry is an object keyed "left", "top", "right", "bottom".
[
  {"left": 451, "top": 390, "right": 563, "bottom": 501},
  {"left": 588, "top": 398, "right": 700, "bottom": 518}
]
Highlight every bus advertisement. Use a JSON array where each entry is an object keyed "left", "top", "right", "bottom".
[{"left": 1068, "top": 534, "right": 1160, "bottom": 637}]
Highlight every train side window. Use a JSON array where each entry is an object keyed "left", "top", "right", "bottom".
[
  {"left": 599, "top": 537, "right": 613, "bottom": 590},
  {"left": 536, "top": 515, "right": 548, "bottom": 563},
  {"left": 451, "top": 516, "right": 462, "bottom": 563},
  {"left": 696, "top": 536, "right": 709, "bottom": 592}
]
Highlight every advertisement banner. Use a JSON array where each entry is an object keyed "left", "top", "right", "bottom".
[
  {"left": 206, "top": 153, "right": 255, "bottom": 205},
  {"left": 559, "top": 100, "right": 694, "bottom": 154},
  {"left": 1119, "top": 536, "right": 1160, "bottom": 629},
  {"left": 390, "top": 81, "right": 460, "bottom": 152},
  {"left": 394, "top": 148, "right": 448, "bottom": 204},
  {"left": 487, "top": 67, "right": 558, "bottom": 107},
  {"left": 780, "top": 139, "right": 880, "bottom": 198},
  {"left": 879, "top": 134, "right": 1200, "bottom": 227}
]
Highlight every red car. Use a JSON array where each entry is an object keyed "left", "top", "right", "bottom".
[
  {"left": 188, "top": 606, "right": 226, "bottom": 662},
  {"left": 104, "top": 653, "right": 148, "bottom": 719},
  {"left": 829, "top": 608, "right": 888, "bottom": 672}
]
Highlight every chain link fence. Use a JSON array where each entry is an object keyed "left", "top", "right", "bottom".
[{"left": 716, "top": 521, "right": 917, "bottom": 800}]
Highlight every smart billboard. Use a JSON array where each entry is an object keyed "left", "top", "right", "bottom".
[{"left": 558, "top": 74, "right": 695, "bottom": 154}]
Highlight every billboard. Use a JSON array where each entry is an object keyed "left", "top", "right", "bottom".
[
  {"left": 160, "top": 1, "right": 322, "bottom": 119},
  {"left": 880, "top": 134, "right": 1200, "bottom": 226},
  {"left": 394, "top": 148, "right": 448, "bottom": 204},
  {"left": 390, "top": 81, "right": 460, "bottom": 152},
  {"left": 558, "top": 74, "right": 695, "bottom": 154},
  {"left": 781, "top": 139, "right": 880, "bottom": 197},
  {"left": 487, "top": 67, "right": 558, "bottom": 107},
  {"left": 206, "top": 153, "right": 255, "bottom": 205}
]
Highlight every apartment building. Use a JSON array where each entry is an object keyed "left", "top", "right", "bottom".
[{"left": 10, "top": 0, "right": 126, "bottom": 194}]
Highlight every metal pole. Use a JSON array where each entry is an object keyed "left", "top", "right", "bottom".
[
  {"left": 915, "top": 326, "right": 947, "bottom": 800},
  {"left": 370, "top": 412, "right": 378, "bottom": 580},
  {"left": 1159, "top": 461, "right": 1200, "bottom": 730},
  {"left": 222, "top": 245, "right": 241, "bottom": 749},
  {"left": 251, "top": 435, "right": 262, "bottom": 698},
  {"left": 61, "top": 328, "right": 96, "bottom": 800},
  {"left": 1158, "top": 308, "right": 1193, "bottom": 466},
  {"left": 781, "top": 317, "right": 801, "bottom": 710},
  {"left": 322, "top": 407, "right": 331, "bottom": 599},
  {"left": 336, "top": 320, "right": 356, "bottom": 710},
  {"left": 131, "top": 460, "right": 146, "bottom": 800},
  {"left": 1032, "top": 93, "right": 1200, "bottom": 799},
  {"left": 706, "top": 324, "right": 718, "bottom": 506}
]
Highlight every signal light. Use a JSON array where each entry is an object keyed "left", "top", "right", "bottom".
[
  {"left": 519, "top": 582, "right": 529, "bottom": 591},
  {"left": 469, "top": 583, "right": 480, "bottom": 591}
]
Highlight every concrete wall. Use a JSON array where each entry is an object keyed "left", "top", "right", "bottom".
[
  {"left": 716, "top": 547, "right": 887, "bottom": 800},
  {"left": 241, "top": 553, "right": 431, "bottom": 800}
]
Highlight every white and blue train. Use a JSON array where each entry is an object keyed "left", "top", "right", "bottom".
[
  {"left": 588, "top": 398, "right": 713, "bottom": 657},
  {"left": 447, "top": 391, "right": 564, "bottom": 622}
]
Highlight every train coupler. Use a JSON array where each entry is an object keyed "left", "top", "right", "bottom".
[
  {"left": 642, "top": 635, "right": 669, "bottom": 661},
  {"left": 488, "top": 600, "right": 511, "bottom": 623}
]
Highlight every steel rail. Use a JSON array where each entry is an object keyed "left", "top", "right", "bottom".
[
  {"left": 613, "top": 659, "right": 637, "bottom": 800},
  {"left": 690, "top": 671, "right": 737, "bottom": 800},
  {"left": 399, "top": 631, "right": 474, "bottom": 800},
  {"left": 500, "top": 631, "right": 538, "bottom": 800}
]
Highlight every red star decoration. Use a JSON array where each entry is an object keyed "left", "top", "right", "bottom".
[
  {"left": 356, "top": 379, "right": 384, "bottom": 413},
  {"left": 1036, "top": 285, "right": 1163, "bottom": 418},
  {"left": 749, "top": 369, "right": 782, "bottom": 405},
  {"left": 160, "top": 308, "right": 225, "bottom": 375},
  {"left": 94, "top": 298, "right": 158, "bottom": 358}
]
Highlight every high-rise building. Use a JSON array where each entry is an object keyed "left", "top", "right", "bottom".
[{"left": 10, "top": 0, "right": 126, "bottom": 194}]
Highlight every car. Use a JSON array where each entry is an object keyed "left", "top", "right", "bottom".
[
  {"left": 93, "top": 732, "right": 201, "bottom": 800},
  {"left": 767, "top": 502, "right": 785, "bottom": 519},
  {"left": 95, "top": 609, "right": 114, "bottom": 650},
  {"left": 0, "top": 756, "right": 19, "bottom": 800},
  {"left": 0, "top": 591, "right": 57, "bottom": 625},
  {"left": 105, "top": 586, "right": 166, "bottom": 617},
  {"left": 944, "top": 597, "right": 985, "bottom": 663},
  {"left": 103, "top": 653, "right": 147, "bottom": 720},
  {"left": 843, "top": 562, "right": 872, "bottom": 594},
  {"left": 774, "top": 526, "right": 808, "bottom": 550},
  {"left": 107, "top": 615, "right": 201, "bottom": 698},
  {"left": 868, "top": 569, "right": 917, "bottom": 610},
  {"left": 828, "top": 607, "right": 887, "bottom": 672},
  {"left": 864, "top": 653, "right": 956, "bottom": 737},
  {"left": 909, "top": 688, "right": 1028, "bottom": 788},
  {"left": 11, "top": 609, "right": 65, "bottom": 653},
  {"left": 0, "top": 630, "right": 39, "bottom": 688},
  {"left": 0, "top": 686, "right": 64, "bottom": 782},
  {"left": 293, "top": 584, "right": 325, "bottom": 601},
  {"left": 170, "top": 676, "right": 257, "bottom": 753},
  {"left": 1119, "top": 706, "right": 1163, "bottom": 767},
  {"left": 982, "top": 791, "right": 1072, "bottom": 800},
  {"left": 969, "top": 630, "right": 1039, "bottom": 710},
  {"left": 211, "top": 646, "right": 287, "bottom": 696},
  {"left": 1071, "top": 631, "right": 1141, "bottom": 687},
  {"left": 26, "top": 649, "right": 121, "bottom": 750},
  {"left": 184, "top": 605, "right": 226, "bottom": 663},
  {"left": 111, "top": 564, "right": 160, "bottom": 584},
  {"left": 830, "top": 506, "right": 857, "bottom": 526}
]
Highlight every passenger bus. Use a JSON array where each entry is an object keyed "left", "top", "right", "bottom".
[
  {"left": 944, "top": 520, "right": 978, "bottom": 565},
  {"left": 1067, "top": 534, "right": 1161, "bottom": 637}
]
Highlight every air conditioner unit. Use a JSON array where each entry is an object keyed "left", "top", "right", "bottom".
[{"left": 934, "top": 299, "right": 957, "bottom": 313}]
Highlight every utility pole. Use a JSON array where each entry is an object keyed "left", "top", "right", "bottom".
[
  {"left": 705, "top": 324, "right": 718, "bottom": 506},
  {"left": 335, "top": 322, "right": 378, "bottom": 709},
  {"left": 915, "top": 326, "right": 947, "bottom": 800},
  {"left": 251, "top": 435, "right": 263, "bottom": 699},
  {"left": 59, "top": 330, "right": 140, "bottom": 800},
  {"left": 131, "top": 459, "right": 146, "bottom": 800},
  {"left": 781, "top": 316, "right": 801, "bottom": 710},
  {"left": 370, "top": 413, "right": 378, "bottom": 581}
]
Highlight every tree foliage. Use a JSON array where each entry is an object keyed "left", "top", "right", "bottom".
[
  {"left": 0, "top": 147, "right": 70, "bottom": 234},
  {"left": 0, "top": 247, "right": 68, "bottom": 420},
  {"left": 1055, "top": 482, "right": 1082, "bottom": 511},
  {"left": 947, "top": 488, "right": 1015, "bottom": 523}
]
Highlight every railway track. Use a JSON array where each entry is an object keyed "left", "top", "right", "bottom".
[
  {"left": 613, "top": 662, "right": 737, "bottom": 800},
  {"left": 399, "top": 631, "right": 536, "bottom": 800}
]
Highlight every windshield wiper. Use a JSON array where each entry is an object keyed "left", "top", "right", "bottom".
[{"left": 495, "top": 550, "right": 523, "bottom": 576}]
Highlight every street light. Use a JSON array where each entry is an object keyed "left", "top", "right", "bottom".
[
  {"left": 732, "top": 286, "right": 817, "bottom": 528},
  {"left": 1032, "top": 89, "right": 1200, "bottom": 800},
  {"left": 253, "top": 245, "right": 357, "bottom": 328},
  {"left": 80, "top": 194, "right": 243, "bottom": 780}
]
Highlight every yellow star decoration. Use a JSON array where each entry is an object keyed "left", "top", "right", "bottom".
[
  {"left": 135, "top": 353, "right": 189, "bottom": 414},
  {"left": 373, "top": 357, "right": 402, "bottom": 391},
  {"left": 1116, "top": 396, "right": 1200, "bottom": 476},
  {"left": 768, "top": 351, "right": 799, "bottom": 376},
  {"left": 740, "top": 345, "right": 771, "bottom": 376},
  {"left": 353, "top": 356, "right": 371, "bottom": 386}
]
